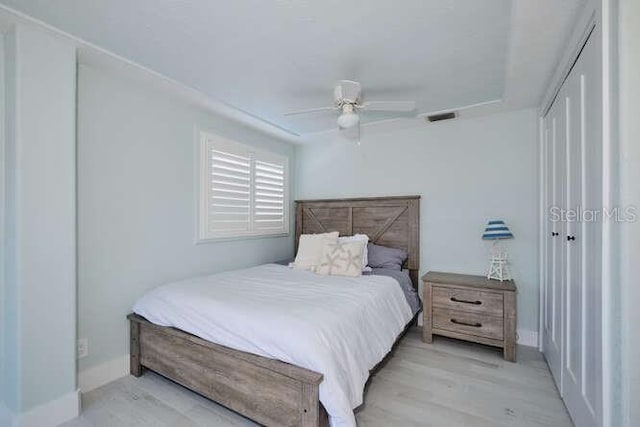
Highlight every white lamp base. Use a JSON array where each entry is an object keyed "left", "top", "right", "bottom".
[{"left": 487, "top": 242, "right": 512, "bottom": 282}]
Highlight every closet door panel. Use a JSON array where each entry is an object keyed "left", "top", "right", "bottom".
[
  {"left": 553, "top": 91, "right": 567, "bottom": 389},
  {"left": 561, "top": 27, "right": 602, "bottom": 427},
  {"left": 543, "top": 89, "right": 566, "bottom": 390},
  {"left": 564, "top": 56, "right": 583, "bottom": 394},
  {"left": 543, "top": 115, "right": 555, "bottom": 339}
]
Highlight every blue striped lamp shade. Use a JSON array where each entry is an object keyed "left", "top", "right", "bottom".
[{"left": 482, "top": 220, "right": 514, "bottom": 240}]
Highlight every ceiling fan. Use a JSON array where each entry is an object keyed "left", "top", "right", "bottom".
[{"left": 284, "top": 80, "right": 416, "bottom": 137}]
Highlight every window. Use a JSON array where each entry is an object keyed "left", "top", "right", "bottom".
[{"left": 198, "top": 132, "right": 289, "bottom": 241}]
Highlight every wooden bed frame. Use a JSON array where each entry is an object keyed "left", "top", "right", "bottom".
[{"left": 128, "top": 196, "right": 420, "bottom": 427}]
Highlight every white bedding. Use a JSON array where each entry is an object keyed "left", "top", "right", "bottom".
[{"left": 133, "top": 263, "right": 413, "bottom": 427}]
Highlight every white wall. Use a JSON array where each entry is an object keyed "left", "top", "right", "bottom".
[
  {"left": 618, "top": 0, "right": 640, "bottom": 424},
  {"left": 296, "top": 109, "right": 539, "bottom": 336},
  {"left": 2, "top": 22, "right": 78, "bottom": 421},
  {"left": 76, "top": 63, "right": 297, "bottom": 380}
]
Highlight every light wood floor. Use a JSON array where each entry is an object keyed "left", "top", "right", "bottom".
[{"left": 62, "top": 328, "right": 572, "bottom": 426}]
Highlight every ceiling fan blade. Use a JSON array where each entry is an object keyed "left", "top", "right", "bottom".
[
  {"left": 284, "top": 106, "right": 337, "bottom": 116},
  {"left": 359, "top": 101, "right": 416, "bottom": 112}
]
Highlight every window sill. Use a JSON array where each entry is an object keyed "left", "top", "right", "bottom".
[{"left": 195, "top": 232, "right": 290, "bottom": 245}]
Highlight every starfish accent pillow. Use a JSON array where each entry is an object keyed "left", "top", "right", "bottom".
[
  {"left": 316, "top": 240, "right": 366, "bottom": 277},
  {"left": 293, "top": 231, "right": 339, "bottom": 272},
  {"left": 338, "top": 234, "right": 370, "bottom": 271}
]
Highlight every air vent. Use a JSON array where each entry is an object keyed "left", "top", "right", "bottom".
[{"left": 426, "top": 112, "right": 457, "bottom": 122}]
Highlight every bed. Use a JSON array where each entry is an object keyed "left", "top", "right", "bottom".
[{"left": 128, "top": 196, "right": 420, "bottom": 427}]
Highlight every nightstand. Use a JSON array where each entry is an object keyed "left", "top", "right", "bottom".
[{"left": 422, "top": 271, "right": 517, "bottom": 362}]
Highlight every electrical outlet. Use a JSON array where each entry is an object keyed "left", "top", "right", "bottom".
[{"left": 77, "top": 338, "right": 89, "bottom": 359}]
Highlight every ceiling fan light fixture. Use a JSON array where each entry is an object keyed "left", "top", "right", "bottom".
[
  {"left": 284, "top": 80, "right": 414, "bottom": 132},
  {"left": 337, "top": 111, "right": 360, "bottom": 129}
]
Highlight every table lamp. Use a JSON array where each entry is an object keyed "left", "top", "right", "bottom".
[{"left": 482, "top": 220, "right": 514, "bottom": 281}]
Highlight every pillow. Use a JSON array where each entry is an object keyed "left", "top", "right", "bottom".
[
  {"left": 316, "top": 240, "right": 366, "bottom": 277},
  {"left": 338, "top": 234, "right": 369, "bottom": 271},
  {"left": 293, "top": 231, "right": 339, "bottom": 271},
  {"left": 367, "top": 242, "right": 408, "bottom": 271}
]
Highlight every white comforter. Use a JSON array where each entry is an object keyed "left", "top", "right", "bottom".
[{"left": 133, "top": 264, "right": 413, "bottom": 427}]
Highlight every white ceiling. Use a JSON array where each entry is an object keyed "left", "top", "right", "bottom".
[{"left": 1, "top": 0, "right": 585, "bottom": 138}]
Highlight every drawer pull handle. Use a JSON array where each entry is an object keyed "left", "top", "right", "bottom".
[
  {"left": 450, "top": 297, "right": 482, "bottom": 305},
  {"left": 450, "top": 318, "right": 482, "bottom": 328}
]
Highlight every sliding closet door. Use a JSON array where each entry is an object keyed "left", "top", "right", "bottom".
[
  {"left": 562, "top": 27, "right": 602, "bottom": 427},
  {"left": 543, "top": 88, "right": 566, "bottom": 389}
]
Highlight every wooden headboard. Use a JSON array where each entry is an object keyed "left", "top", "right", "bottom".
[{"left": 295, "top": 196, "right": 420, "bottom": 290}]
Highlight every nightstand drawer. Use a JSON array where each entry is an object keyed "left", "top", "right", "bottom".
[
  {"left": 433, "top": 308, "right": 504, "bottom": 340},
  {"left": 432, "top": 286, "right": 504, "bottom": 317}
]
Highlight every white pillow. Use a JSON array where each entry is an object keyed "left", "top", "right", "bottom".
[
  {"left": 293, "top": 231, "right": 339, "bottom": 271},
  {"left": 338, "top": 234, "right": 369, "bottom": 271},
  {"left": 316, "top": 240, "right": 366, "bottom": 277}
]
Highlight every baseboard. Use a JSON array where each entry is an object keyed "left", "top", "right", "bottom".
[
  {"left": 18, "top": 389, "right": 80, "bottom": 427},
  {"left": 0, "top": 356, "right": 129, "bottom": 427},
  {"left": 78, "top": 354, "right": 130, "bottom": 393},
  {"left": 517, "top": 329, "right": 539, "bottom": 347}
]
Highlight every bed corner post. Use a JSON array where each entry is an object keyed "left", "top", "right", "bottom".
[
  {"left": 129, "top": 315, "right": 142, "bottom": 377},
  {"left": 300, "top": 381, "right": 327, "bottom": 427},
  {"left": 295, "top": 201, "right": 303, "bottom": 254}
]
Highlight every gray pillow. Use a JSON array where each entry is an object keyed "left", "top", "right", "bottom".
[{"left": 367, "top": 243, "right": 408, "bottom": 271}]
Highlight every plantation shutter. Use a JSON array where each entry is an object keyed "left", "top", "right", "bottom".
[
  {"left": 254, "top": 157, "right": 286, "bottom": 232},
  {"left": 200, "top": 133, "right": 288, "bottom": 240},
  {"left": 208, "top": 148, "right": 252, "bottom": 235}
]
